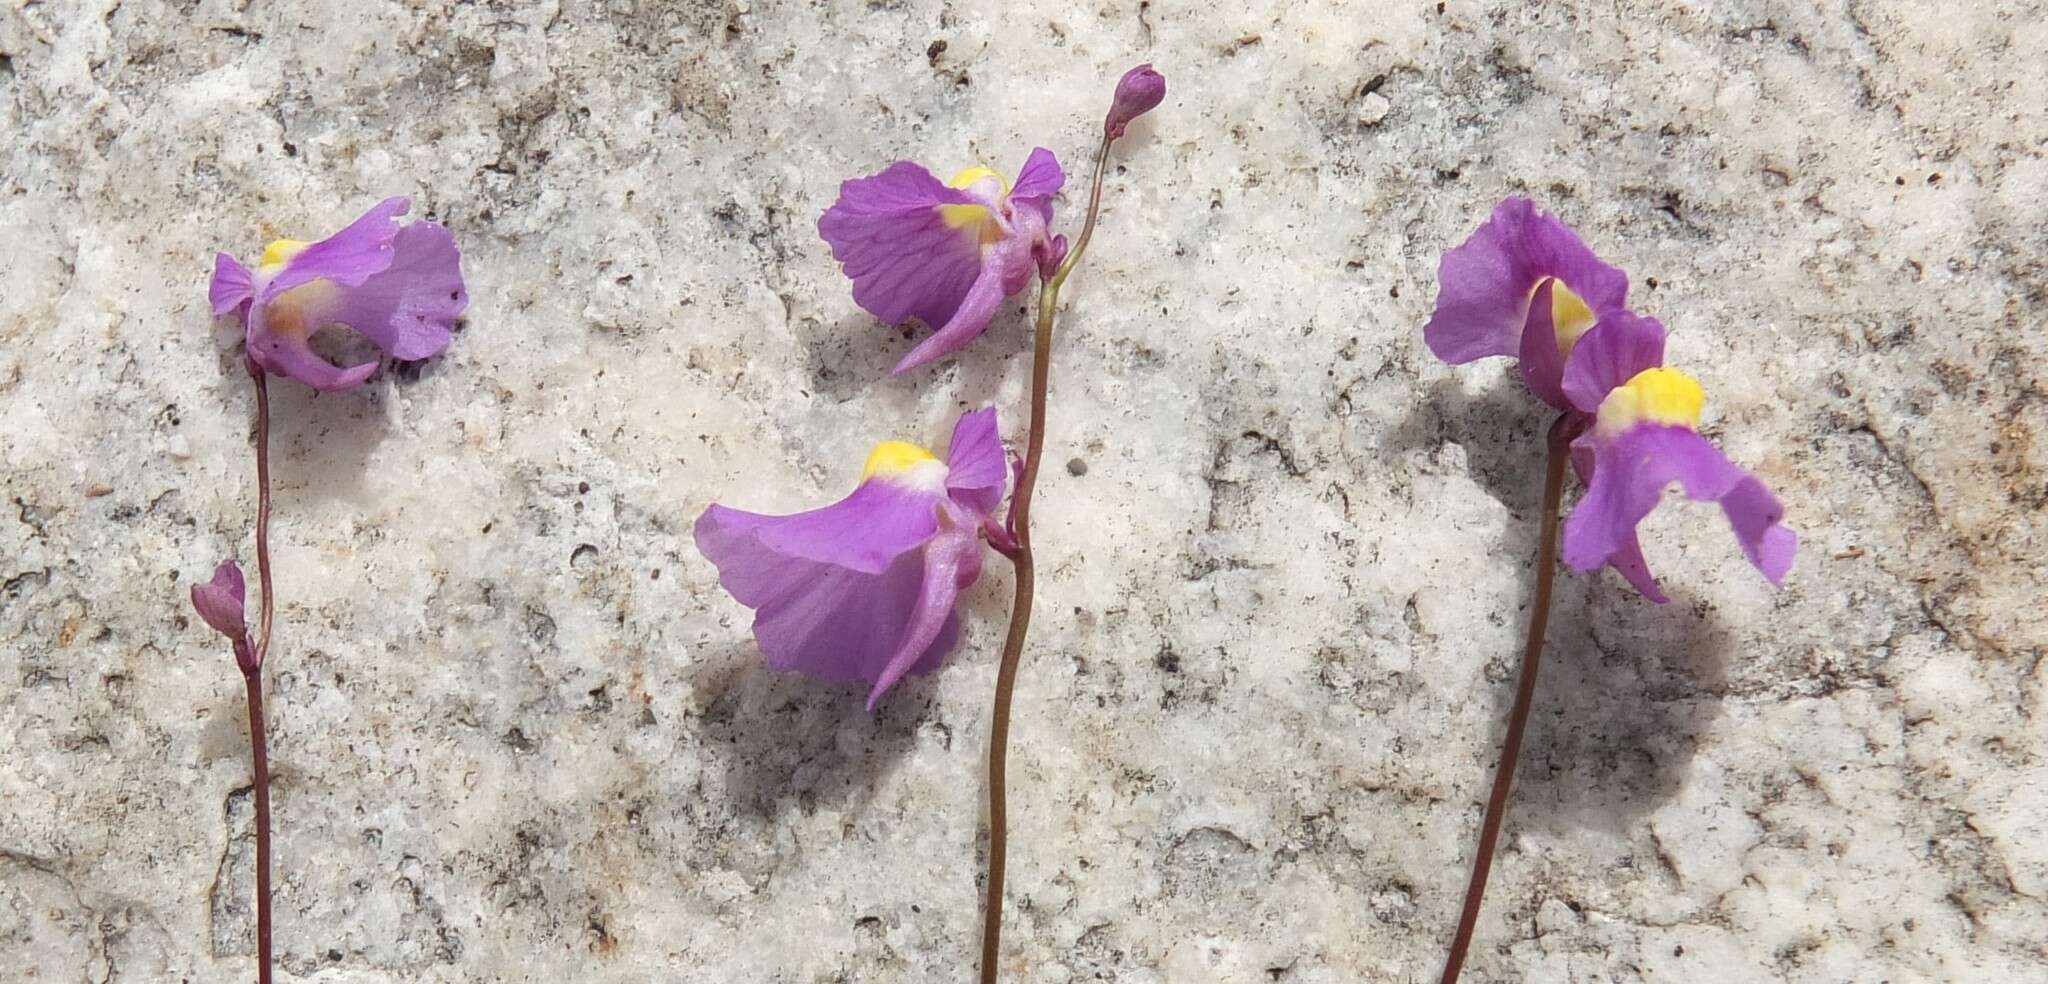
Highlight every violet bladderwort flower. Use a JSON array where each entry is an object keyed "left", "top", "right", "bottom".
[
  {"left": 210, "top": 196, "right": 467, "bottom": 391},
  {"left": 194, "top": 195, "right": 467, "bottom": 984},
  {"left": 1424, "top": 196, "right": 1795, "bottom": 599},
  {"left": 1423, "top": 198, "right": 1794, "bottom": 984},
  {"left": 818, "top": 149, "right": 1067, "bottom": 373},
  {"left": 694, "top": 407, "right": 1010, "bottom": 708},
  {"left": 698, "top": 65, "right": 1162, "bottom": 984}
]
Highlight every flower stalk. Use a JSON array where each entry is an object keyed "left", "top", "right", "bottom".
[
  {"left": 1438, "top": 413, "right": 1572, "bottom": 984},
  {"left": 977, "top": 128, "right": 1116, "bottom": 984},
  {"left": 245, "top": 359, "right": 277, "bottom": 984}
]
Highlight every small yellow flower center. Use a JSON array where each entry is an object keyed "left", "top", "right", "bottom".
[
  {"left": 259, "top": 238, "right": 312, "bottom": 273},
  {"left": 861, "top": 441, "right": 943, "bottom": 483},
  {"left": 946, "top": 166, "right": 1010, "bottom": 196},
  {"left": 1549, "top": 279, "right": 1598, "bottom": 358},
  {"left": 1597, "top": 367, "right": 1706, "bottom": 437},
  {"left": 937, "top": 165, "right": 1009, "bottom": 245}
]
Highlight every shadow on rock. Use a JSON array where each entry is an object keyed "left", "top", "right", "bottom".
[
  {"left": 1385, "top": 371, "right": 1552, "bottom": 518},
  {"left": 1509, "top": 583, "right": 1734, "bottom": 834},
  {"left": 796, "top": 301, "right": 1035, "bottom": 412},
  {"left": 212, "top": 336, "right": 397, "bottom": 502},
  {"left": 795, "top": 310, "right": 925, "bottom": 406},
  {"left": 265, "top": 378, "right": 393, "bottom": 501},
  {"left": 698, "top": 642, "right": 933, "bottom": 824}
]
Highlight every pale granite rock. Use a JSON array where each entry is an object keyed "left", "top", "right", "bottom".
[{"left": 2, "top": 1, "right": 2043, "bottom": 982}]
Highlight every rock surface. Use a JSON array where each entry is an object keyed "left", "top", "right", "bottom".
[{"left": 3, "top": 1, "right": 2044, "bottom": 981}]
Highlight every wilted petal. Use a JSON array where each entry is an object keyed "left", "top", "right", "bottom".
[
  {"left": 222, "top": 197, "right": 466, "bottom": 391},
  {"left": 261, "top": 196, "right": 411, "bottom": 298},
  {"left": 318, "top": 220, "right": 467, "bottom": 361}
]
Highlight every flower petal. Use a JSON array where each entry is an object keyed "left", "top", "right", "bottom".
[
  {"left": 696, "top": 477, "right": 944, "bottom": 582},
  {"left": 695, "top": 484, "right": 966, "bottom": 702},
  {"left": 264, "top": 197, "right": 411, "bottom": 299},
  {"left": 1424, "top": 197, "right": 1630, "bottom": 364},
  {"left": 818, "top": 161, "right": 987, "bottom": 330},
  {"left": 749, "top": 545, "right": 962, "bottom": 693},
  {"left": 244, "top": 319, "right": 380, "bottom": 392},
  {"left": 1517, "top": 279, "right": 1571, "bottom": 410},
  {"left": 868, "top": 516, "right": 981, "bottom": 707},
  {"left": 1563, "top": 424, "right": 1794, "bottom": 598},
  {"left": 1008, "top": 147, "right": 1065, "bottom": 226},
  {"left": 1561, "top": 310, "right": 1667, "bottom": 414},
  {"left": 890, "top": 256, "right": 1009, "bottom": 374},
  {"left": 944, "top": 407, "right": 1006, "bottom": 515},
  {"left": 210, "top": 254, "right": 255, "bottom": 317},
  {"left": 1719, "top": 470, "right": 1797, "bottom": 585},
  {"left": 320, "top": 220, "right": 467, "bottom": 361}
]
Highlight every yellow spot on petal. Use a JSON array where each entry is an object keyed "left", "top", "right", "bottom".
[
  {"left": 938, "top": 202, "right": 998, "bottom": 234},
  {"left": 861, "top": 441, "right": 941, "bottom": 482},
  {"left": 1598, "top": 367, "right": 1706, "bottom": 436},
  {"left": 937, "top": 165, "right": 1009, "bottom": 245},
  {"left": 1550, "top": 279, "right": 1598, "bottom": 357},
  {"left": 946, "top": 166, "right": 1010, "bottom": 196},
  {"left": 259, "top": 238, "right": 312, "bottom": 273},
  {"left": 264, "top": 278, "right": 341, "bottom": 339}
]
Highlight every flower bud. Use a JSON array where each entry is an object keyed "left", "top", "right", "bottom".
[
  {"left": 191, "top": 561, "right": 248, "bottom": 641},
  {"left": 1105, "top": 64, "right": 1165, "bottom": 139}
]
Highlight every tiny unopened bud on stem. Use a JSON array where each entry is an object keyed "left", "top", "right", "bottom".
[
  {"left": 1104, "top": 64, "right": 1165, "bottom": 139},
  {"left": 191, "top": 561, "right": 248, "bottom": 642}
]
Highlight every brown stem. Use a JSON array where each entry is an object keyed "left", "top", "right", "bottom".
[
  {"left": 977, "top": 132, "right": 1114, "bottom": 984},
  {"left": 242, "top": 666, "right": 275, "bottom": 984},
  {"left": 251, "top": 364, "right": 275, "bottom": 662},
  {"left": 246, "top": 362, "right": 276, "bottom": 984},
  {"left": 1438, "top": 414, "right": 1572, "bottom": 984}
]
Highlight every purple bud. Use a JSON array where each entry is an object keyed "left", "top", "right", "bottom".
[
  {"left": 191, "top": 561, "right": 248, "bottom": 641},
  {"left": 1105, "top": 64, "right": 1166, "bottom": 139},
  {"left": 1037, "top": 233, "right": 1070, "bottom": 280}
]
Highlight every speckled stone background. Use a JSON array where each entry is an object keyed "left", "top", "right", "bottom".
[{"left": 4, "top": 1, "right": 2044, "bottom": 981}]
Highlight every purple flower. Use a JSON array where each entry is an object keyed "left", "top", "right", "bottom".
[
  {"left": 1423, "top": 198, "right": 1796, "bottom": 601},
  {"left": 1106, "top": 64, "right": 1166, "bottom": 138},
  {"left": 1559, "top": 324, "right": 1797, "bottom": 601},
  {"left": 818, "top": 151, "right": 1065, "bottom": 374},
  {"left": 1424, "top": 197, "right": 1630, "bottom": 410},
  {"left": 694, "top": 408, "right": 1009, "bottom": 707},
  {"left": 190, "top": 561, "right": 249, "bottom": 641},
  {"left": 210, "top": 197, "right": 466, "bottom": 392}
]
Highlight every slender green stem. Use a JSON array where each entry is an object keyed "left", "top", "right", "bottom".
[
  {"left": 1438, "top": 415, "right": 1572, "bottom": 984},
  {"left": 977, "top": 132, "right": 1114, "bottom": 984},
  {"left": 246, "top": 363, "right": 276, "bottom": 984}
]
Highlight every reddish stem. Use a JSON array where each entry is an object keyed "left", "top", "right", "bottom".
[
  {"left": 1438, "top": 414, "right": 1571, "bottom": 984},
  {"left": 242, "top": 664, "right": 274, "bottom": 984},
  {"left": 977, "top": 131, "right": 1115, "bottom": 984},
  {"left": 245, "top": 361, "right": 276, "bottom": 984}
]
